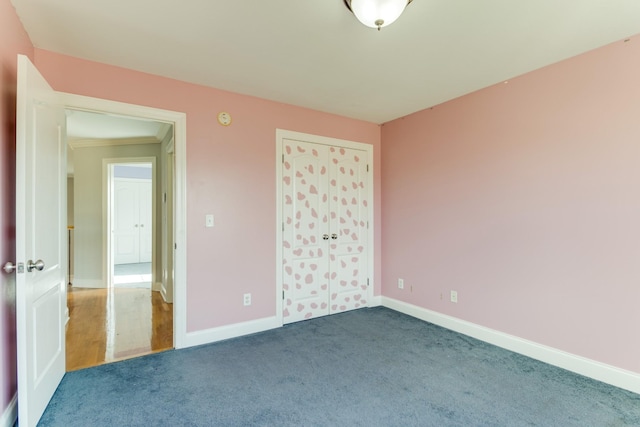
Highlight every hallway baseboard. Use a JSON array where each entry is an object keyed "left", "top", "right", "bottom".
[{"left": 71, "top": 279, "right": 105, "bottom": 288}]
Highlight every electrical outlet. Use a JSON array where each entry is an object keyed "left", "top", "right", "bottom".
[
  {"left": 243, "top": 293, "right": 251, "bottom": 306},
  {"left": 398, "top": 278, "right": 404, "bottom": 289},
  {"left": 450, "top": 290, "right": 458, "bottom": 303}
]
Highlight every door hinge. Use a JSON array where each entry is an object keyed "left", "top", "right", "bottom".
[
  {"left": 367, "top": 278, "right": 370, "bottom": 286},
  {"left": 282, "top": 154, "right": 285, "bottom": 163},
  {"left": 163, "top": 193, "right": 167, "bottom": 203},
  {"left": 174, "top": 243, "right": 177, "bottom": 250},
  {"left": 282, "top": 222, "right": 285, "bottom": 232},
  {"left": 367, "top": 164, "right": 369, "bottom": 172},
  {"left": 282, "top": 290, "right": 285, "bottom": 300},
  {"left": 367, "top": 221, "right": 369, "bottom": 229}
]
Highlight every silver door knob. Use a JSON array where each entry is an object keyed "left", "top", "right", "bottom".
[
  {"left": 331, "top": 234, "right": 338, "bottom": 240},
  {"left": 322, "top": 234, "right": 329, "bottom": 240},
  {"left": 3, "top": 262, "right": 16, "bottom": 274},
  {"left": 27, "top": 259, "right": 45, "bottom": 272}
]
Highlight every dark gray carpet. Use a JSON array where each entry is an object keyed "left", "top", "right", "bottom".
[{"left": 39, "top": 307, "right": 640, "bottom": 426}]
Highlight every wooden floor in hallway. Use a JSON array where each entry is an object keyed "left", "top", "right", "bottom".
[{"left": 66, "top": 286, "right": 173, "bottom": 371}]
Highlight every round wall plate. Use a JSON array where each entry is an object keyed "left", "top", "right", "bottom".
[{"left": 217, "top": 111, "right": 232, "bottom": 126}]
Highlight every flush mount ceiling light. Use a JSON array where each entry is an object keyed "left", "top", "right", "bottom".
[{"left": 344, "top": 0, "right": 413, "bottom": 31}]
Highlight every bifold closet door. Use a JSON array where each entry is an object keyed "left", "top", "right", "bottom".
[{"left": 282, "top": 140, "right": 369, "bottom": 323}]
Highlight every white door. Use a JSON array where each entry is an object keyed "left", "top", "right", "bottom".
[
  {"left": 113, "top": 179, "right": 140, "bottom": 264},
  {"left": 16, "top": 55, "right": 66, "bottom": 427},
  {"left": 113, "top": 178, "right": 152, "bottom": 264},
  {"left": 327, "top": 146, "right": 369, "bottom": 313},
  {"left": 282, "top": 141, "right": 331, "bottom": 322},
  {"left": 282, "top": 139, "right": 369, "bottom": 323}
]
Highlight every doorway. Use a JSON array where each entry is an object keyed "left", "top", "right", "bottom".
[
  {"left": 65, "top": 111, "right": 175, "bottom": 370},
  {"left": 108, "top": 160, "right": 154, "bottom": 288}
]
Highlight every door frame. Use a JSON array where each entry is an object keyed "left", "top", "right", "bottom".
[
  {"left": 275, "top": 129, "right": 374, "bottom": 325},
  {"left": 60, "top": 92, "right": 188, "bottom": 348},
  {"left": 105, "top": 158, "right": 156, "bottom": 287}
]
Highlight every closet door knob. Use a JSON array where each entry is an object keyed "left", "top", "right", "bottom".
[
  {"left": 331, "top": 234, "right": 338, "bottom": 240},
  {"left": 322, "top": 234, "right": 329, "bottom": 240}
]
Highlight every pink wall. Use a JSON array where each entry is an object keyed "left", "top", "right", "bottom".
[
  {"left": 382, "top": 36, "right": 640, "bottom": 373},
  {"left": 33, "top": 49, "right": 381, "bottom": 332},
  {"left": 0, "top": 0, "right": 33, "bottom": 417}
]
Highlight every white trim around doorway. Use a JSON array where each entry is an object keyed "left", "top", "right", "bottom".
[
  {"left": 59, "top": 92, "right": 188, "bottom": 349},
  {"left": 103, "top": 157, "right": 157, "bottom": 289}
]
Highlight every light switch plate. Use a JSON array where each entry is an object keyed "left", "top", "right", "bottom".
[{"left": 205, "top": 214, "right": 214, "bottom": 227}]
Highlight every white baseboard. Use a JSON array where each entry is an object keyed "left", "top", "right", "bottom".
[
  {"left": 160, "top": 284, "right": 173, "bottom": 303},
  {"left": 71, "top": 279, "right": 105, "bottom": 288},
  {"left": 382, "top": 297, "right": 640, "bottom": 395},
  {"left": 152, "top": 281, "right": 162, "bottom": 292},
  {"left": 369, "top": 295, "right": 382, "bottom": 307},
  {"left": 0, "top": 393, "right": 17, "bottom": 427},
  {"left": 182, "top": 316, "right": 281, "bottom": 348}
]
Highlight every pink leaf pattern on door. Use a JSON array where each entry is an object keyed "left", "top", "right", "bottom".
[
  {"left": 282, "top": 140, "right": 330, "bottom": 323},
  {"left": 328, "top": 145, "right": 368, "bottom": 313},
  {"left": 283, "top": 139, "right": 368, "bottom": 323}
]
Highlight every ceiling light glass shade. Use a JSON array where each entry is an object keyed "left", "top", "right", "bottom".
[{"left": 348, "top": 0, "right": 410, "bottom": 29}]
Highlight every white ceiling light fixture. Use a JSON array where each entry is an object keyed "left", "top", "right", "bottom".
[{"left": 344, "top": 0, "right": 413, "bottom": 31}]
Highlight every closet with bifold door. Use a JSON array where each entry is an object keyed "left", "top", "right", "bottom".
[{"left": 281, "top": 137, "right": 370, "bottom": 324}]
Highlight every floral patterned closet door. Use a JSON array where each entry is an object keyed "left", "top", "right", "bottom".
[{"left": 282, "top": 139, "right": 369, "bottom": 323}]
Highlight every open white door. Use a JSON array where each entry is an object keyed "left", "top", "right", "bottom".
[{"left": 16, "top": 54, "right": 66, "bottom": 427}]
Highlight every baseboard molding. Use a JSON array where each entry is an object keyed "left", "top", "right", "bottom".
[
  {"left": 182, "top": 316, "right": 281, "bottom": 349},
  {"left": 71, "top": 279, "right": 105, "bottom": 288},
  {"left": 160, "top": 284, "right": 173, "bottom": 303},
  {"left": 0, "top": 393, "right": 17, "bottom": 427},
  {"left": 369, "top": 295, "right": 382, "bottom": 307},
  {"left": 152, "top": 281, "right": 162, "bottom": 292},
  {"left": 382, "top": 297, "right": 640, "bottom": 395}
]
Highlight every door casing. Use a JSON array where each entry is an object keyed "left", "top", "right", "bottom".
[
  {"left": 105, "top": 158, "right": 156, "bottom": 284},
  {"left": 60, "top": 92, "right": 188, "bottom": 348}
]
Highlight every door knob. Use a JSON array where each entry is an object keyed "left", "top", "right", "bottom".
[
  {"left": 27, "top": 259, "right": 45, "bottom": 272},
  {"left": 331, "top": 234, "right": 338, "bottom": 240},
  {"left": 322, "top": 234, "right": 329, "bottom": 240},
  {"left": 3, "top": 262, "right": 16, "bottom": 274}
]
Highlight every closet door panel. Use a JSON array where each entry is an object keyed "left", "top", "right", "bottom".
[
  {"left": 329, "top": 146, "right": 369, "bottom": 314},
  {"left": 282, "top": 140, "right": 330, "bottom": 323},
  {"left": 113, "top": 180, "right": 140, "bottom": 265}
]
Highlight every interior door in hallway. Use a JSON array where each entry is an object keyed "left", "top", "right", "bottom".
[
  {"left": 282, "top": 139, "right": 369, "bottom": 323},
  {"left": 113, "top": 178, "right": 152, "bottom": 265}
]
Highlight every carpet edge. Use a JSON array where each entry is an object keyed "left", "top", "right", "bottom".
[{"left": 382, "top": 296, "right": 640, "bottom": 395}]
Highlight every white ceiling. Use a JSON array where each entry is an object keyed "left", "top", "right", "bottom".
[
  {"left": 11, "top": 0, "right": 640, "bottom": 124},
  {"left": 66, "top": 110, "right": 165, "bottom": 140}
]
